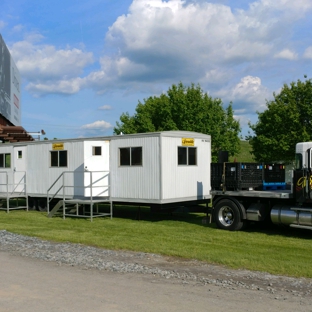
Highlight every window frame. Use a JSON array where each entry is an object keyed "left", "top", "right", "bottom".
[
  {"left": 119, "top": 146, "right": 143, "bottom": 167},
  {"left": 177, "top": 146, "right": 197, "bottom": 166},
  {"left": 92, "top": 146, "right": 102, "bottom": 156},
  {"left": 50, "top": 150, "right": 68, "bottom": 167},
  {"left": 0, "top": 153, "right": 11, "bottom": 168},
  {"left": 178, "top": 147, "right": 188, "bottom": 165}
]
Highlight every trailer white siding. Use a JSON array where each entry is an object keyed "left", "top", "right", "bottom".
[
  {"left": 26, "top": 141, "right": 85, "bottom": 197},
  {"left": 161, "top": 136, "right": 211, "bottom": 202},
  {"left": 109, "top": 131, "right": 211, "bottom": 204},
  {"left": 110, "top": 136, "right": 160, "bottom": 202}
]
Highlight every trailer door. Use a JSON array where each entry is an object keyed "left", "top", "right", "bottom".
[
  {"left": 84, "top": 141, "right": 110, "bottom": 197},
  {"left": 12, "top": 146, "right": 27, "bottom": 193}
]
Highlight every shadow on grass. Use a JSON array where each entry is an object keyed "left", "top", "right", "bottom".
[
  {"left": 48, "top": 202, "right": 312, "bottom": 239},
  {"left": 243, "top": 220, "right": 312, "bottom": 240},
  {"left": 112, "top": 205, "right": 312, "bottom": 239},
  {"left": 66, "top": 202, "right": 213, "bottom": 228},
  {"left": 116, "top": 205, "right": 208, "bottom": 224}
]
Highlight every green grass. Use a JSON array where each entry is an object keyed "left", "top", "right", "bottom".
[
  {"left": 1, "top": 206, "right": 312, "bottom": 278},
  {"left": 229, "top": 140, "right": 255, "bottom": 162}
]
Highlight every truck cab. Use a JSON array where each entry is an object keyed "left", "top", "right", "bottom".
[{"left": 295, "top": 142, "right": 312, "bottom": 169}]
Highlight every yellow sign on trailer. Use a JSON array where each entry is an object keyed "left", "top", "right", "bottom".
[
  {"left": 181, "top": 138, "right": 194, "bottom": 146},
  {"left": 52, "top": 143, "right": 64, "bottom": 150}
]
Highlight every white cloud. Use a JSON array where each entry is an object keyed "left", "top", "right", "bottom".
[
  {"left": 217, "top": 76, "right": 272, "bottom": 113},
  {"left": 26, "top": 78, "right": 85, "bottom": 97},
  {"left": 303, "top": 47, "right": 312, "bottom": 59},
  {"left": 274, "top": 49, "right": 298, "bottom": 60},
  {"left": 201, "top": 69, "right": 233, "bottom": 86},
  {"left": 8, "top": 36, "right": 93, "bottom": 96},
  {"left": 217, "top": 75, "right": 274, "bottom": 136},
  {"left": 12, "top": 24, "right": 24, "bottom": 32},
  {"left": 98, "top": 105, "right": 112, "bottom": 110},
  {"left": 0, "top": 21, "right": 6, "bottom": 30},
  {"left": 82, "top": 55, "right": 154, "bottom": 95},
  {"left": 260, "top": 0, "right": 312, "bottom": 13},
  {"left": 92, "top": 0, "right": 311, "bottom": 94},
  {"left": 6, "top": 0, "right": 312, "bottom": 99},
  {"left": 81, "top": 120, "right": 113, "bottom": 130},
  {"left": 11, "top": 40, "right": 94, "bottom": 80},
  {"left": 94, "top": 55, "right": 148, "bottom": 81},
  {"left": 108, "top": 0, "right": 273, "bottom": 64}
]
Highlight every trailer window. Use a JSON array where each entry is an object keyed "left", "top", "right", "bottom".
[
  {"left": 178, "top": 147, "right": 197, "bottom": 166},
  {"left": 178, "top": 147, "right": 187, "bottom": 165},
  {"left": 188, "top": 147, "right": 197, "bottom": 165},
  {"left": 119, "top": 147, "right": 142, "bottom": 166},
  {"left": 295, "top": 153, "right": 302, "bottom": 169},
  {"left": 50, "top": 150, "right": 68, "bottom": 167},
  {"left": 92, "top": 146, "right": 102, "bottom": 156},
  {"left": 131, "top": 147, "right": 142, "bottom": 165},
  {"left": 0, "top": 153, "right": 11, "bottom": 168},
  {"left": 17, "top": 150, "right": 22, "bottom": 159}
]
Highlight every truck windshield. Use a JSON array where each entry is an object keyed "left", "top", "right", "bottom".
[{"left": 295, "top": 153, "right": 302, "bottom": 169}]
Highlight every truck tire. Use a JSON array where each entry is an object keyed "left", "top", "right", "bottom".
[{"left": 214, "top": 199, "right": 244, "bottom": 231}]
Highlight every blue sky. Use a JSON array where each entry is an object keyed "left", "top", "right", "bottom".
[{"left": 1, "top": 0, "right": 312, "bottom": 139}]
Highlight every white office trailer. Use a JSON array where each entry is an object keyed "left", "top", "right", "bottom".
[
  {"left": 109, "top": 131, "right": 211, "bottom": 204},
  {"left": 0, "top": 138, "right": 111, "bottom": 218},
  {"left": 0, "top": 131, "right": 212, "bottom": 219}
]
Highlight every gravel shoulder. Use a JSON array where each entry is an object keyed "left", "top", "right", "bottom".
[{"left": 0, "top": 230, "right": 312, "bottom": 311}]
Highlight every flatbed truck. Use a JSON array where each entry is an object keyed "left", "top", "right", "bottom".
[{"left": 210, "top": 142, "right": 312, "bottom": 231}]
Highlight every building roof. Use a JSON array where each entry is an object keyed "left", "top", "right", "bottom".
[{"left": 0, "top": 126, "right": 34, "bottom": 143}]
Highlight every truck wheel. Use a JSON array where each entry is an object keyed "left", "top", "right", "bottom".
[{"left": 214, "top": 199, "right": 244, "bottom": 231}]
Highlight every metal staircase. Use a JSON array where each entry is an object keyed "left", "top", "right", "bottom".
[{"left": 47, "top": 171, "right": 112, "bottom": 221}]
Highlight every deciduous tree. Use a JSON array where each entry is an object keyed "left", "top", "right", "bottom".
[
  {"left": 114, "top": 83, "right": 241, "bottom": 161},
  {"left": 248, "top": 77, "right": 312, "bottom": 162}
]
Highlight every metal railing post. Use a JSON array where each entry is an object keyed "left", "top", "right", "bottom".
[
  {"left": 90, "top": 171, "right": 93, "bottom": 222},
  {"left": 6, "top": 173, "right": 9, "bottom": 213},
  {"left": 63, "top": 173, "right": 65, "bottom": 219}
]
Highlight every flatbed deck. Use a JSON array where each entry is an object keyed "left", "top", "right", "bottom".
[{"left": 211, "top": 189, "right": 292, "bottom": 199}]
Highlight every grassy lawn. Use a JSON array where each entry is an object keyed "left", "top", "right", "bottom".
[{"left": 1, "top": 205, "right": 311, "bottom": 278}]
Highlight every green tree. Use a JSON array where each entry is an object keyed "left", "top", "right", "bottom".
[
  {"left": 248, "top": 77, "right": 312, "bottom": 162},
  {"left": 114, "top": 83, "right": 241, "bottom": 161}
]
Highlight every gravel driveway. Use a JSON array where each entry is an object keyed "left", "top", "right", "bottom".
[{"left": 0, "top": 230, "right": 311, "bottom": 311}]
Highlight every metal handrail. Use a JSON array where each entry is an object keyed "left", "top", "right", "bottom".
[
  {"left": 47, "top": 172, "right": 66, "bottom": 195},
  {"left": 0, "top": 172, "right": 9, "bottom": 211},
  {"left": 0, "top": 171, "right": 27, "bottom": 194},
  {"left": 47, "top": 170, "right": 110, "bottom": 214},
  {"left": 12, "top": 171, "right": 27, "bottom": 195},
  {"left": 0, "top": 171, "right": 27, "bottom": 212}
]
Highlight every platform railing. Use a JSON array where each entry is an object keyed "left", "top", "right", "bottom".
[
  {"left": 47, "top": 170, "right": 111, "bottom": 220},
  {"left": 0, "top": 171, "right": 28, "bottom": 212}
]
